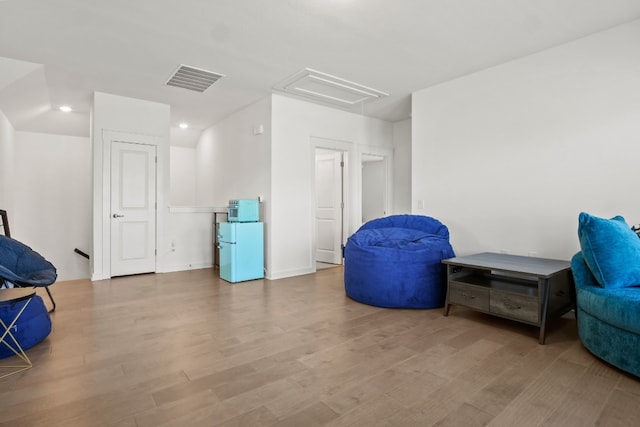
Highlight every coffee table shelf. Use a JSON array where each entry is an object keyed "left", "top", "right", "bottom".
[{"left": 443, "top": 252, "right": 574, "bottom": 344}]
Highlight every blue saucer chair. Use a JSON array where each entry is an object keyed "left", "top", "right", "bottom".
[
  {"left": 344, "top": 214, "right": 455, "bottom": 309},
  {"left": 0, "top": 235, "right": 58, "bottom": 312},
  {"left": 0, "top": 234, "right": 55, "bottom": 359}
]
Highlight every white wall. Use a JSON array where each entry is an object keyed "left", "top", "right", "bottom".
[
  {"left": 271, "top": 94, "right": 393, "bottom": 279},
  {"left": 13, "top": 132, "right": 91, "bottom": 280},
  {"left": 91, "top": 92, "right": 170, "bottom": 280},
  {"left": 164, "top": 208, "right": 215, "bottom": 272},
  {"left": 195, "top": 97, "right": 271, "bottom": 207},
  {"left": 392, "top": 119, "right": 411, "bottom": 214},
  {"left": 170, "top": 146, "right": 196, "bottom": 206},
  {"left": 0, "top": 115, "right": 91, "bottom": 281},
  {"left": 412, "top": 20, "right": 640, "bottom": 260},
  {"left": 0, "top": 110, "right": 14, "bottom": 215}
]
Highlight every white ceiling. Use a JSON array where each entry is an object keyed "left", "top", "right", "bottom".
[{"left": 1, "top": 0, "right": 640, "bottom": 147}]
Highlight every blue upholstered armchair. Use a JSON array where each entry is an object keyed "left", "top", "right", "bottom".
[{"left": 572, "top": 212, "right": 640, "bottom": 377}]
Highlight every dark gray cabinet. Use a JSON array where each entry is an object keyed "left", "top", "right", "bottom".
[{"left": 443, "top": 252, "right": 574, "bottom": 344}]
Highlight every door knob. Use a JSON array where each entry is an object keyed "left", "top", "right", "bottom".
[{"left": 112, "top": 213, "right": 124, "bottom": 218}]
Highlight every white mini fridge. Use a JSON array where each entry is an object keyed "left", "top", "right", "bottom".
[{"left": 218, "top": 222, "right": 264, "bottom": 283}]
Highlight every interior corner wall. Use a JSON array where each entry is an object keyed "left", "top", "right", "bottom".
[
  {"left": 392, "top": 119, "right": 411, "bottom": 214},
  {"left": 194, "top": 96, "right": 272, "bottom": 273},
  {"left": 412, "top": 19, "right": 640, "bottom": 260},
  {"left": 91, "top": 92, "right": 170, "bottom": 280},
  {"left": 270, "top": 94, "right": 393, "bottom": 279},
  {"left": 0, "top": 110, "right": 15, "bottom": 214},
  {"left": 170, "top": 146, "right": 197, "bottom": 206},
  {"left": 14, "top": 131, "right": 91, "bottom": 281},
  {"left": 195, "top": 97, "right": 272, "bottom": 207}
]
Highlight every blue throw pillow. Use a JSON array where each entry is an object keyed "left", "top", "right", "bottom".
[{"left": 578, "top": 212, "right": 640, "bottom": 288}]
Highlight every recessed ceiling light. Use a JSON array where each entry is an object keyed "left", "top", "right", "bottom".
[
  {"left": 179, "top": 123, "right": 189, "bottom": 129},
  {"left": 59, "top": 105, "right": 72, "bottom": 113}
]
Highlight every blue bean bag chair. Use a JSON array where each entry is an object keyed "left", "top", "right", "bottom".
[
  {"left": 344, "top": 215, "right": 455, "bottom": 308},
  {"left": 0, "top": 294, "right": 51, "bottom": 359}
]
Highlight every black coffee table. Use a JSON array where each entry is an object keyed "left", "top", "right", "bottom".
[{"left": 443, "top": 252, "right": 574, "bottom": 344}]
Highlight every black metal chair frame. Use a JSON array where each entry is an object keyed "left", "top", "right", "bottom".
[{"left": 0, "top": 210, "right": 9, "bottom": 238}]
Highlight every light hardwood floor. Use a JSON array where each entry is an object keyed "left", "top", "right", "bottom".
[{"left": 1, "top": 267, "right": 639, "bottom": 426}]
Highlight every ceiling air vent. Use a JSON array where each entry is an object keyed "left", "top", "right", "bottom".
[
  {"left": 165, "top": 64, "right": 224, "bottom": 93},
  {"left": 273, "top": 68, "right": 388, "bottom": 108}
]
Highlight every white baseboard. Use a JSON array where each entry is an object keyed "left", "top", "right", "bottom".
[
  {"left": 266, "top": 266, "right": 314, "bottom": 280},
  {"left": 160, "top": 262, "right": 213, "bottom": 273}
]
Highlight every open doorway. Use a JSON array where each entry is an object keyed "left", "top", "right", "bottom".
[
  {"left": 361, "top": 154, "right": 386, "bottom": 223},
  {"left": 314, "top": 148, "right": 346, "bottom": 270}
]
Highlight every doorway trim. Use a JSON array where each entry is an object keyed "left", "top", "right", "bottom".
[
  {"left": 93, "top": 130, "right": 163, "bottom": 280},
  {"left": 315, "top": 149, "right": 344, "bottom": 265},
  {"left": 361, "top": 153, "right": 386, "bottom": 223},
  {"left": 358, "top": 146, "right": 393, "bottom": 226},
  {"left": 310, "top": 136, "right": 353, "bottom": 273},
  {"left": 359, "top": 146, "right": 393, "bottom": 227}
]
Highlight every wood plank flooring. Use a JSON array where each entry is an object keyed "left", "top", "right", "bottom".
[{"left": 1, "top": 267, "right": 639, "bottom": 426}]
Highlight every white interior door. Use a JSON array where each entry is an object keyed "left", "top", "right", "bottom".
[
  {"left": 315, "top": 150, "right": 343, "bottom": 264},
  {"left": 111, "top": 141, "right": 157, "bottom": 276}
]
